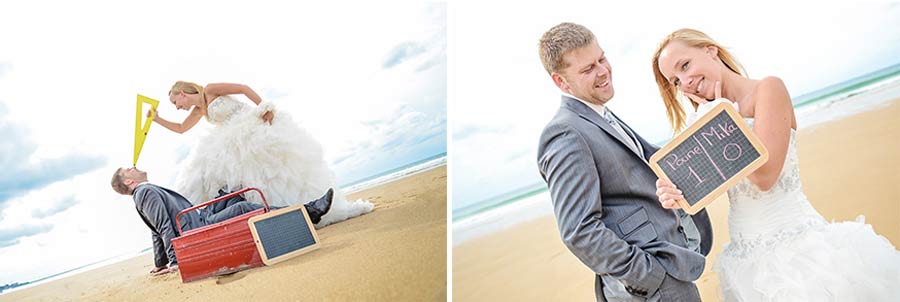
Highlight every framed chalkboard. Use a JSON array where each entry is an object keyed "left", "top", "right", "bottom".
[
  {"left": 649, "top": 102, "right": 768, "bottom": 214},
  {"left": 248, "top": 204, "right": 320, "bottom": 266}
]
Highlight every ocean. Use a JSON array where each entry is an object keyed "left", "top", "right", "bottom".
[
  {"left": 452, "top": 62, "right": 900, "bottom": 246},
  {"left": 341, "top": 152, "right": 447, "bottom": 194}
]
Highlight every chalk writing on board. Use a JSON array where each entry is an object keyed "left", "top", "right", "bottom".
[{"left": 649, "top": 102, "right": 768, "bottom": 214}]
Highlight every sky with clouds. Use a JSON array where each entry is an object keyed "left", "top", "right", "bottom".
[
  {"left": 449, "top": 2, "right": 900, "bottom": 212},
  {"left": 0, "top": 1, "right": 445, "bottom": 284}
]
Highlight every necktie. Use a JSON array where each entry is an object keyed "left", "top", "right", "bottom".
[{"left": 604, "top": 109, "right": 643, "bottom": 159}]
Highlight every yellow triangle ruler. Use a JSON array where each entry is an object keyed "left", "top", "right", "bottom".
[{"left": 134, "top": 94, "right": 159, "bottom": 166}]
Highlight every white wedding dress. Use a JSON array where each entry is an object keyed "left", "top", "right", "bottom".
[
  {"left": 714, "top": 117, "right": 900, "bottom": 301},
  {"left": 175, "top": 95, "right": 374, "bottom": 227}
]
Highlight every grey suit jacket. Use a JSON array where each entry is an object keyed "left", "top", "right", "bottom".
[
  {"left": 133, "top": 183, "right": 204, "bottom": 267},
  {"left": 537, "top": 96, "right": 713, "bottom": 301}
]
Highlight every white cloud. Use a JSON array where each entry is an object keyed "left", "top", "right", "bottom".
[
  {"left": 31, "top": 196, "right": 79, "bottom": 219},
  {"left": 0, "top": 224, "right": 52, "bottom": 248},
  {"left": 0, "top": 103, "right": 106, "bottom": 212},
  {"left": 449, "top": 2, "right": 900, "bottom": 210}
]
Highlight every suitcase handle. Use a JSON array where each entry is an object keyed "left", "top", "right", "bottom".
[{"left": 176, "top": 187, "right": 269, "bottom": 234}]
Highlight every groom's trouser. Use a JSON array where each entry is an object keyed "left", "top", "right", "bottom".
[
  {"left": 204, "top": 189, "right": 285, "bottom": 225},
  {"left": 205, "top": 202, "right": 281, "bottom": 225}
]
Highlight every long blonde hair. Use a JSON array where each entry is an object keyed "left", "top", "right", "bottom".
[
  {"left": 651, "top": 28, "right": 746, "bottom": 132},
  {"left": 168, "top": 81, "right": 208, "bottom": 115}
]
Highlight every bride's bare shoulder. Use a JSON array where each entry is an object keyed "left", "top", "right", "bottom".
[
  {"left": 745, "top": 77, "right": 790, "bottom": 115},
  {"left": 204, "top": 83, "right": 250, "bottom": 98},
  {"left": 752, "top": 77, "right": 789, "bottom": 97}
]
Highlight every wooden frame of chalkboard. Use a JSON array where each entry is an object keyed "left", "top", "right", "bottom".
[
  {"left": 649, "top": 102, "right": 769, "bottom": 215},
  {"left": 248, "top": 204, "right": 321, "bottom": 266}
]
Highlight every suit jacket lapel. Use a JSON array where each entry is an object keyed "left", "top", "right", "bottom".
[{"left": 561, "top": 96, "right": 645, "bottom": 161}]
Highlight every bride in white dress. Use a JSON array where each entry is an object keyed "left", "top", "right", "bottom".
[
  {"left": 151, "top": 81, "right": 373, "bottom": 227},
  {"left": 651, "top": 29, "right": 899, "bottom": 301}
]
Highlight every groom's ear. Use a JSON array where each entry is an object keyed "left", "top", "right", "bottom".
[{"left": 551, "top": 72, "right": 570, "bottom": 93}]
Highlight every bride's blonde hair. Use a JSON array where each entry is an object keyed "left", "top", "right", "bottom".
[
  {"left": 651, "top": 28, "right": 747, "bottom": 133},
  {"left": 169, "top": 81, "right": 208, "bottom": 115}
]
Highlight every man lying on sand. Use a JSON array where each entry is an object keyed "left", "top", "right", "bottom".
[{"left": 110, "top": 167, "right": 334, "bottom": 276}]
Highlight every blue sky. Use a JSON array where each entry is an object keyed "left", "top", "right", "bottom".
[
  {"left": 0, "top": 1, "right": 445, "bottom": 285},
  {"left": 449, "top": 2, "right": 900, "bottom": 212}
]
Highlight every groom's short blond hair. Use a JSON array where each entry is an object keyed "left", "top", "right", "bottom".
[
  {"left": 538, "top": 22, "right": 596, "bottom": 75},
  {"left": 111, "top": 168, "right": 132, "bottom": 195}
]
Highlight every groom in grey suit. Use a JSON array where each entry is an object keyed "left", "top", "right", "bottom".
[
  {"left": 536, "top": 23, "right": 713, "bottom": 301},
  {"left": 110, "top": 166, "right": 333, "bottom": 276}
]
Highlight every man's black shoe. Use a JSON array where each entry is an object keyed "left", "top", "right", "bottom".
[{"left": 304, "top": 188, "right": 334, "bottom": 224}]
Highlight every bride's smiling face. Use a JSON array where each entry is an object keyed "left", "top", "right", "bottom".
[
  {"left": 169, "top": 92, "right": 193, "bottom": 110},
  {"left": 656, "top": 41, "right": 722, "bottom": 100}
]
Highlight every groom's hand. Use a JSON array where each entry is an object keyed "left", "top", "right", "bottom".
[{"left": 656, "top": 179, "right": 684, "bottom": 210}]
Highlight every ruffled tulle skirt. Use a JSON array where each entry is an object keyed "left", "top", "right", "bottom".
[
  {"left": 716, "top": 216, "right": 900, "bottom": 302},
  {"left": 175, "top": 108, "right": 373, "bottom": 227}
]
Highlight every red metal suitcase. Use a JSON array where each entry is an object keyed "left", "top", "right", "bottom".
[{"left": 171, "top": 188, "right": 269, "bottom": 283}]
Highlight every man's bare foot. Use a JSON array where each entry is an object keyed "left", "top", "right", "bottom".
[{"left": 150, "top": 265, "right": 179, "bottom": 276}]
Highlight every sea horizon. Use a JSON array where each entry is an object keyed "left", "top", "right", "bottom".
[
  {"left": 341, "top": 152, "right": 447, "bottom": 193},
  {"left": 452, "top": 62, "right": 900, "bottom": 246}
]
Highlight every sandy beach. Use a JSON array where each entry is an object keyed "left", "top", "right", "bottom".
[
  {"left": 1, "top": 165, "right": 447, "bottom": 302},
  {"left": 453, "top": 96, "right": 900, "bottom": 301}
]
